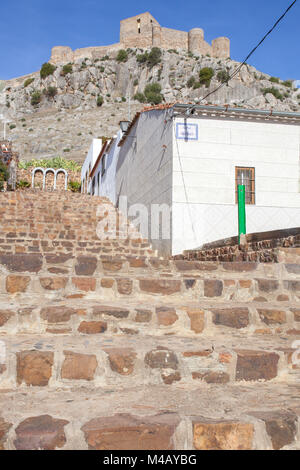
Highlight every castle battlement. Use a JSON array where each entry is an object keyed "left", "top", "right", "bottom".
[{"left": 50, "top": 12, "right": 230, "bottom": 64}]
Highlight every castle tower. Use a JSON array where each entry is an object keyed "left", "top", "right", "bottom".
[
  {"left": 152, "top": 23, "right": 162, "bottom": 47},
  {"left": 188, "top": 28, "right": 204, "bottom": 55},
  {"left": 120, "top": 12, "right": 160, "bottom": 49},
  {"left": 50, "top": 46, "right": 73, "bottom": 64},
  {"left": 212, "top": 37, "right": 230, "bottom": 58}
]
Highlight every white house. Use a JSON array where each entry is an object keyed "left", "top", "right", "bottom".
[
  {"left": 114, "top": 104, "right": 300, "bottom": 256},
  {"left": 81, "top": 138, "right": 102, "bottom": 194},
  {"left": 88, "top": 129, "right": 124, "bottom": 205}
]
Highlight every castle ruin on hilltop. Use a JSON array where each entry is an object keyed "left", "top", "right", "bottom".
[{"left": 50, "top": 12, "right": 230, "bottom": 64}]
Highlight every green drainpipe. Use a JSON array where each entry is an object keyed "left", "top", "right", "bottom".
[{"left": 238, "top": 184, "right": 246, "bottom": 244}]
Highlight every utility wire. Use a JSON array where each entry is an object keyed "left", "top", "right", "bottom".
[{"left": 200, "top": 0, "right": 298, "bottom": 103}]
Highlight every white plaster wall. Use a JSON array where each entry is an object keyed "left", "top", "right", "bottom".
[
  {"left": 81, "top": 139, "right": 102, "bottom": 192},
  {"left": 172, "top": 116, "right": 300, "bottom": 255},
  {"left": 116, "top": 110, "right": 173, "bottom": 255},
  {"left": 92, "top": 131, "right": 122, "bottom": 205}
]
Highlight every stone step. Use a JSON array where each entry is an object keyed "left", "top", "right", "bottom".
[
  {"left": 0, "top": 189, "right": 109, "bottom": 201},
  {"left": 0, "top": 297, "right": 299, "bottom": 337},
  {"left": 1, "top": 253, "right": 299, "bottom": 279},
  {"left": 0, "top": 382, "right": 300, "bottom": 449},
  {"left": 1, "top": 270, "right": 299, "bottom": 305},
  {"left": 0, "top": 239, "right": 155, "bottom": 257},
  {"left": 278, "top": 247, "right": 300, "bottom": 263},
  {"left": 0, "top": 330, "right": 299, "bottom": 393}
]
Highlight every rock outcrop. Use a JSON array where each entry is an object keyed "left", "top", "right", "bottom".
[{"left": 1, "top": 49, "right": 299, "bottom": 163}]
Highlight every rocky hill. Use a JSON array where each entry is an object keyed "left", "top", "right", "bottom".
[{"left": 1, "top": 48, "right": 299, "bottom": 163}]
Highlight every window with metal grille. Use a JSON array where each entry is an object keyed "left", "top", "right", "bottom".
[{"left": 235, "top": 167, "right": 255, "bottom": 204}]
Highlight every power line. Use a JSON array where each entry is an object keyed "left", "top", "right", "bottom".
[{"left": 199, "top": 0, "right": 298, "bottom": 103}]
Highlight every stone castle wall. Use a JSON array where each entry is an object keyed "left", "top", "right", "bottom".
[{"left": 50, "top": 12, "right": 230, "bottom": 64}]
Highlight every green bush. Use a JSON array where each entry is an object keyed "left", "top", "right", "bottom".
[
  {"left": 147, "top": 47, "right": 162, "bottom": 67},
  {"left": 100, "top": 55, "right": 109, "bottom": 61},
  {"left": 40, "top": 62, "right": 56, "bottom": 79},
  {"left": 68, "top": 181, "right": 81, "bottom": 193},
  {"left": 269, "top": 76, "right": 279, "bottom": 84},
  {"left": 24, "top": 78, "right": 34, "bottom": 88},
  {"left": 133, "top": 79, "right": 138, "bottom": 86},
  {"left": 282, "top": 80, "right": 293, "bottom": 88},
  {"left": 17, "top": 180, "right": 31, "bottom": 189},
  {"left": 134, "top": 92, "right": 146, "bottom": 103},
  {"left": 61, "top": 64, "right": 73, "bottom": 76},
  {"left": 31, "top": 90, "right": 42, "bottom": 106},
  {"left": 187, "top": 76, "right": 196, "bottom": 88},
  {"left": 137, "top": 48, "right": 162, "bottom": 67},
  {"left": 199, "top": 67, "right": 214, "bottom": 87},
  {"left": 144, "top": 83, "right": 163, "bottom": 104},
  {"left": 217, "top": 70, "right": 230, "bottom": 84},
  {"left": 97, "top": 95, "right": 104, "bottom": 107},
  {"left": 116, "top": 49, "right": 128, "bottom": 62},
  {"left": 261, "top": 87, "right": 283, "bottom": 101},
  {"left": 144, "top": 91, "right": 162, "bottom": 104},
  {"left": 136, "top": 52, "right": 149, "bottom": 64},
  {"left": 193, "top": 82, "right": 201, "bottom": 89},
  {"left": 0, "top": 161, "right": 9, "bottom": 191},
  {"left": 145, "top": 83, "right": 161, "bottom": 94},
  {"left": 18, "top": 157, "right": 81, "bottom": 172},
  {"left": 9, "top": 124, "right": 16, "bottom": 129},
  {"left": 0, "top": 161, "right": 9, "bottom": 180},
  {"left": 43, "top": 86, "right": 57, "bottom": 98}
]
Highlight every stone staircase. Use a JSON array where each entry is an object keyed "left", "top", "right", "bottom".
[{"left": 0, "top": 190, "right": 299, "bottom": 450}]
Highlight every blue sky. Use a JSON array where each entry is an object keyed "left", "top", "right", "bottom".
[{"left": 0, "top": 0, "right": 299, "bottom": 80}]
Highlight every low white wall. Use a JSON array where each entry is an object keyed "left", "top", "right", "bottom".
[{"left": 172, "top": 202, "right": 300, "bottom": 255}]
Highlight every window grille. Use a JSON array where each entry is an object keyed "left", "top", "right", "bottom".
[{"left": 235, "top": 167, "right": 255, "bottom": 205}]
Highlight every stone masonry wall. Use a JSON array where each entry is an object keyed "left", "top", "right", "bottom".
[
  {"left": 16, "top": 169, "right": 81, "bottom": 191},
  {"left": 176, "top": 234, "right": 300, "bottom": 263}
]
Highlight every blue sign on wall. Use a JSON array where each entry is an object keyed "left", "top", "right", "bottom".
[{"left": 176, "top": 123, "right": 198, "bottom": 141}]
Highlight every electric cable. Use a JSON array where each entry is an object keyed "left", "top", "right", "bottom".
[{"left": 199, "top": 0, "right": 298, "bottom": 103}]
